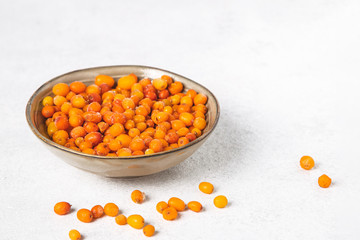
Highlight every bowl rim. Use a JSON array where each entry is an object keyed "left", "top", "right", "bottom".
[{"left": 25, "top": 65, "right": 220, "bottom": 160}]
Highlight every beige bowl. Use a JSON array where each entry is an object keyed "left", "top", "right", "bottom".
[{"left": 26, "top": 65, "right": 220, "bottom": 177}]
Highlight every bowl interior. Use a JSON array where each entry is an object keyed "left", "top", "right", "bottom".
[{"left": 26, "top": 65, "right": 220, "bottom": 159}]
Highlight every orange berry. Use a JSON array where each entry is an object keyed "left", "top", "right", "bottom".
[
  {"left": 318, "top": 174, "right": 332, "bottom": 188},
  {"left": 127, "top": 214, "right": 145, "bottom": 229},
  {"left": 143, "top": 225, "right": 155, "bottom": 237},
  {"left": 53, "top": 83, "right": 70, "bottom": 96},
  {"left": 179, "top": 112, "right": 194, "bottom": 127},
  {"left": 42, "top": 106, "right": 55, "bottom": 118},
  {"left": 117, "top": 148, "right": 132, "bottom": 156},
  {"left": 162, "top": 207, "right": 178, "bottom": 221},
  {"left": 69, "top": 229, "right": 81, "bottom": 240},
  {"left": 186, "top": 89, "right": 197, "bottom": 99},
  {"left": 104, "top": 203, "right": 119, "bottom": 217},
  {"left": 70, "top": 81, "right": 86, "bottom": 94},
  {"left": 77, "top": 209, "right": 93, "bottom": 223},
  {"left": 116, "top": 134, "right": 132, "bottom": 148},
  {"left": 84, "top": 132, "right": 102, "bottom": 147},
  {"left": 71, "top": 95, "right": 86, "bottom": 108},
  {"left": 168, "top": 197, "right": 185, "bottom": 211},
  {"left": 115, "top": 214, "right": 127, "bottom": 225},
  {"left": 188, "top": 201, "right": 202, "bottom": 212},
  {"left": 214, "top": 195, "right": 228, "bottom": 208},
  {"left": 52, "top": 130, "right": 69, "bottom": 146},
  {"left": 156, "top": 201, "right": 168, "bottom": 213},
  {"left": 70, "top": 126, "right": 87, "bottom": 139},
  {"left": 180, "top": 96, "right": 193, "bottom": 106},
  {"left": 129, "top": 137, "right": 145, "bottom": 152},
  {"left": 54, "top": 202, "right": 71, "bottom": 215},
  {"left": 91, "top": 205, "right": 104, "bottom": 219},
  {"left": 300, "top": 156, "right": 315, "bottom": 170},
  {"left": 95, "top": 74, "right": 115, "bottom": 87},
  {"left": 194, "top": 93, "right": 207, "bottom": 105},
  {"left": 149, "top": 139, "right": 163, "bottom": 153},
  {"left": 128, "top": 128, "right": 141, "bottom": 138},
  {"left": 131, "top": 190, "right": 146, "bottom": 204},
  {"left": 153, "top": 78, "right": 168, "bottom": 90},
  {"left": 145, "top": 148, "right": 154, "bottom": 155},
  {"left": 42, "top": 96, "right": 54, "bottom": 106},
  {"left": 54, "top": 116, "right": 70, "bottom": 130},
  {"left": 168, "top": 81, "right": 183, "bottom": 95},
  {"left": 178, "top": 137, "right": 189, "bottom": 147},
  {"left": 199, "top": 182, "right": 214, "bottom": 194},
  {"left": 118, "top": 75, "right": 137, "bottom": 90},
  {"left": 54, "top": 95, "right": 67, "bottom": 107}
]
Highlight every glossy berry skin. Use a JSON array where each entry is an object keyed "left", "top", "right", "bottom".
[
  {"left": 168, "top": 197, "right": 186, "bottom": 211},
  {"left": 188, "top": 201, "right": 202, "bottom": 212},
  {"left": 143, "top": 225, "right": 155, "bottom": 237},
  {"left": 156, "top": 201, "right": 169, "bottom": 214},
  {"left": 54, "top": 202, "right": 71, "bottom": 215},
  {"left": 91, "top": 205, "right": 104, "bottom": 219},
  {"left": 104, "top": 203, "right": 119, "bottom": 217},
  {"left": 115, "top": 214, "right": 127, "bottom": 225},
  {"left": 131, "top": 190, "right": 146, "bottom": 204},
  {"left": 199, "top": 182, "right": 214, "bottom": 194},
  {"left": 300, "top": 156, "right": 315, "bottom": 170},
  {"left": 127, "top": 214, "right": 145, "bottom": 229},
  {"left": 162, "top": 207, "right": 178, "bottom": 221},
  {"left": 318, "top": 174, "right": 332, "bottom": 188},
  {"left": 213, "top": 195, "right": 228, "bottom": 208},
  {"left": 77, "top": 209, "right": 93, "bottom": 223},
  {"left": 69, "top": 229, "right": 81, "bottom": 240}
]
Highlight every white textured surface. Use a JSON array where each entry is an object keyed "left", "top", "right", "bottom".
[{"left": 1, "top": 0, "right": 360, "bottom": 239}]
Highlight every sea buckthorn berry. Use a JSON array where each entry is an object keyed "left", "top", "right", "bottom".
[
  {"left": 54, "top": 202, "right": 71, "bottom": 215},
  {"left": 122, "top": 98, "right": 135, "bottom": 110},
  {"left": 45, "top": 118, "right": 52, "bottom": 126},
  {"left": 70, "top": 126, "right": 86, "bottom": 139},
  {"left": 91, "top": 205, "right": 104, "bottom": 219},
  {"left": 153, "top": 78, "right": 168, "bottom": 90},
  {"left": 161, "top": 75, "right": 173, "bottom": 85},
  {"left": 194, "top": 93, "right": 208, "bottom": 105},
  {"left": 124, "top": 109, "right": 135, "bottom": 120},
  {"left": 186, "top": 132, "right": 197, "bottom": 142},
  {"left": 318, "top": 174, "right": 332, "bottom": 188},
  {"left": 127, "top": 214, "right": 145, "bottom": 229},
  {"left": 70, "top": 81, "right": 86, "bottom": 94},
  {"left": 193, "top": 111, "right": 206, "bottom": 119},
  {"left": 115, "top": 214, "right": 127, "bottom": 225},
  {"left": 109, "top": 139, "right": 121, "bottom": 151},
  {"left": 77, "top": 209, "right": 93, "bottom": 223},
  {"left": 152, "top": 101, "right": 165, "bottom": 111},
  {"left": 188, "top": 201, "right": 202, "bottom": 212},
  {"left": 193, "top": 117, "right": 207, "bottom": 130},
  {"left": 165, "top": 132, "right": 179, "bottom": 144},
  {"left": 66, "top": 91, "right": 76, "bottom": 101},
  {"left": 42, "top": 96, "right": 54, "bottom": 106},
  {"left": 86, "top": 84, "right": 101, "bottom": 95},
  {"left": 117, "top": 148, "right": 132, "bottom": 156},
  {"left": 53, "top": 130, "right": 69, "bottom": 145},
  {"left": 84, "top": 132, "right": 102, "bottom": 147},
  {"left": 129, "top": 137, "right": 145, "bottom": 151},
  {"left": 171, "top": 120, "right": 186, "bottom": 130},
  {"left": 69, "top": 229, "right": 81, "bottom": 240},
  {"left": 98, "top": 121, "right": 109, "bottom": 133},
  {"left": 135, "top": 105, "right": 149, "bottom": 116},
  {"left": 71, "top": 95, "right": 86, "bottom": 108},
  {"left": 149, "top": 139, "right": 163, "bottom": 153},
  {"left": 60, "top": 102, "right": 72, "bottom": 115},
  {"left": 42, "top": 106, "right": 55, "bottom": 118},
  {"left": 300, "top": 156, "right": 315, "bottom": 170},
  {"left": 158, "top": 89, "right": 170, "bottom": 99},
  {"left": 180, "top": 96, "right": 193, "bottom": 106},
  {"left": 168, "top": 197, "right": 186, "bottom": 211},
  {"left": 87, "top": 102, "right": 101, "bottom": 112},
  {"left": 128, "top": 128, "right": 141, "bottom": 138},
  {"left": 68, "top": 108, "right": 83, "bottom": 117},
  {"left": 84, "top": 121, "right": 99, "bottom": 133},
  {"left": 145, "top": 148, "right": 154, "bottom": 154},
  {"left": 118, "top": 75, "right": 137, "bottom": 90},
  {"left": 178, "top": 137, "right": 189, "bottom": 147},
  {"left": 53, "top": 83, "right": 70, "bottom": 96},
  {"left": 75, "top": 137, "right": 84, "bottom": 147},
  {"left": 179, "top": 112, "right": 194, "bottom": 126},
  {"left": 170, "top": 143, "right": 179, "bottom": 149},
  {"left": 199, "top": 182, "right": 214, "bottom": 194},
  {"left": 82, "top": 148, "right": 96, "bottom": 155},
  {"left": 191, "top": 127, "right": 202, "bottom": 137},
  {"left": 186, "top": 89, "right": 197, "bottom": 99},
  {"left": 104, "top": 203, "right": 119, "bottom": 217},
  {"left": 116, "top": 134, "right": 132, "bottom": 148},
  {"left": 193, "top": 104, "right": 208, "bottom": 114},
  {"left": 155, "top": 112, "right": 169, "bottom": 124},
  {"left": 132, "top": 150, "right": 144, "bottom": 156},
  {"left": 95, "top": 74, "right": 115, "bottom": 87},
  {"left": 136, "top": 122, "right": 147, "bottom": 132},
  {"left": 139, "top": 78, "right": 151, "bottom": 87},
  {"left": 163, "top": 106, "right": 173, "bottom": 115},
  {"left": 54, "top": 95, "right": 67, "bottom": 107},
  {"left": 145, "top": 91, "right": 157, "bottom": 100},
  {"left": 47, "top": 122, "right": 58, "bottom": 137},
  {"left": 83, "top": 111, "right": 102, "bottom": 123},
  {"left": 162, "top": 207, "right": 178, "bottom": 221},
  {"left": 214, "top": 195, "right": 228, "bottom": 208},
  {"left": 156, "top": 201, "right": 169, "bottom": 213},
  {"left": 108, "top": 123, "right": 125, "bottom": 137},
  {"left": 95, "top": 143, "right": 110, "bottom": 156},
  {"left": 131, "top": 83, "right": 143, "bottom": 92},
  {"left": 87, "top": 93, "right": 101, "bottom": 104},
  {"left": 154, "top": 129, "right": 166, "bottom": 139},
  {"left": 131, "top": 190, "right": 146, "bottom": 204},
  {"left": 52, "top": 112, "right": 67, "bottom": 120},
  {"left": 54, "top": 116, "right": 70, "bottom": 130},
  {"left": 168, "top": 81, "right": 183, "bottom": 95},
  {"left": 79, "top": 141, "right": 92, "bottom": 151},
  {"left": 177, "top": 127, "right": 190, "bottom": 137},
  {"left": 134, "top": 114, "right": 146, "bottom": 123},
  {"left": 69, "top": 115, "right": 84, "bottom": 128},
  {"left": 143, "top": 225, "right": 155, "bottom": 237}
]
